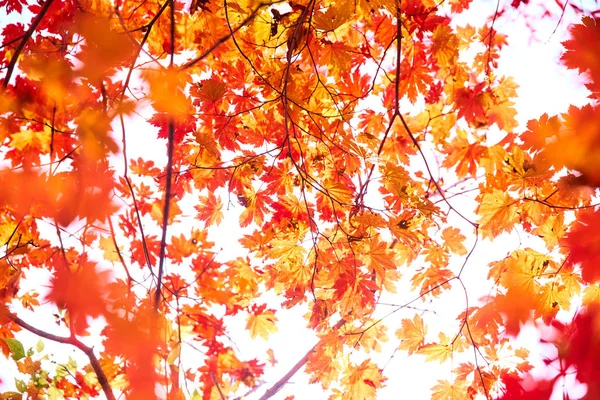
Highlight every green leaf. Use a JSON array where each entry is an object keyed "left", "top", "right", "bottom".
[
  {"left": 36, "top": 339, "right": 44, "bottom": 353},
  {"left": 190, "top": 390, "right": 202, "bottom": 400},
  {"left": 47, "top": 386, "right": 64, "bottom": 400},
  {"left": 27, "top": 347, "right": 34, "bottom": 357},
  {"left": 4, "top": 338, "right": 25, "bottom": 361},
  {"left": 67, "top": 356, "right": 77, "bottom": 370},
  {"left": 15, "top": 378, "right": 26, "bottom": 393},
  {"left": 55, "top": 364, "right": 67, "bottom": 379},
  {"left": 34, "top": 370, "right": 49, "bottom": 389}
]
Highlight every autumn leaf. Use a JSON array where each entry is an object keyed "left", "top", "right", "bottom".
[
  {"left": 397, "top": 314, "right": 427, "bottom": 355},
  {"left": 239, "top": 187, "right": 270, "bottom": 227},
  {"left": 561, "top": 16, "right": 600, "bottom": 98},
  {"left": 99, "top": 236, "right": 121, "bottom": 263},
  {"left": 75, "top": 14, "right": 134, "bottom": 81},
  {"left": 431, "top": 379, "right": 468, "bottom": 400},
  {"left": 400, "top": 62, "right": 433, "bottom": 103},
  {"left": 418, "top": 343, "right": 451, "bottom": 364},
  {"left": 582, "top": 284, "right": 600, "bottom": 306},
  {"left": 3, "top": 3, "right": 600, "bottom": 400},
  {"left": 494, "top": 285, "right": 539, "bottom": 337},
  {"left": 246, "top": 304, "right": 278, "bottom": 340},
  {"left": 477, "top": 189, "right": 519, "bottom": 239},
  {"left": 145, "top": 68, "right": 191, "bottom": 116},
  {"left": 535, "top": 282, "right": 570, "bottom": 324},
  {"left": 441, "top": 227, "right": 467, "bottom": 255},
  {"left": 455, "top": 82, "right": 487, "bottom": 126},
  {"left": 195, "top": 192, "right": 224, "bottom": 226},
  {"left": 563, "top": 209, "right": 600, "bottom": 283},
  {"left": 103, "top": 304, "right": 161, "bottom": 399},
  {"left": 431, "top": 25, "right": 458, "bottom": 67},
  {"left": 441, "top": 131, "right": 488, "bottom": 179},
  {"left": 191, "top": 77, "right": 227, "bottom": 105},
  {"left": 520, "top": 113, "right": 561, "bottom": 153},
  {"left": 312, "top": 0, "right": 352, "bottom": 32},
  {"left": 46, "top": 258, "right": 109, "bottom": 335},
  {"left": 340, "top": 360, "right": 387, "bottom": 400},
  {"left": 532, "top": 214, "right": 565, "bottom": 248}
]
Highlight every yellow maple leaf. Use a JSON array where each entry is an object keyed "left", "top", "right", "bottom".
[
  {"left": 396, "top": 314, "right": 426, "bottom": 355},
  {"left": 431, "top": 25, "right": 458, "bottom": 67},
  {"left": 246, "top": 307, "right": 278, "bottom": 340},
  {"left": 418, "top": 343, "right": 451, "bottom": 364},
  {"left": 532, "top": 214, "right": 565, "bottom": 248},
  {"left": 341, "top": 360, "right": 386, "bottom": 400},
  {"left": 582, "top": 284, "right": 600, "bottom": 306},
  {"left": 99, "top": 236, "right": 121, "bottom": 263},
  {"left": 477, "top": 189, "right": 519, "bottom": 239},
  {"left": 364, "top": 236, "right": 396, "bottom": 283},
  {"left": 535, "top": 282, "right": 570, "bottom": 324},
  {"left": 431, "top": 379, "right": 467, "bottom": 400},
  {"left": 239, "top": 186, "right": 270, "bottom": 227},
  {"left": 312, "top": 0, "right": 352, "bottom": 32},
  {"left": 10, "top": 129, "right": 50, "bottom": 152},
  {"left": 323, "top": 178, "right": 355, "bottom": 205}
]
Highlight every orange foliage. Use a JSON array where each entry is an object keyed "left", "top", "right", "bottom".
[
  {"left": 46, "top": 257, "right": 109, "bottom": 336},
  {"left": 1, "top": 0, "right": 600, "bottom": 399}
]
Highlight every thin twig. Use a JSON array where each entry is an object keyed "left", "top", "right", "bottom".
[
  {"left": 1, "top": 311, "right": 116, "bottom": 400},
  {"left": 259, "top": 319, "right": 346, "bottom": 400}
]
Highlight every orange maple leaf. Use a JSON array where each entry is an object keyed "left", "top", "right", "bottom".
[
  {"left": 196, "top": 192, "right": 224, "bottom": 226},
  {"left": 494, "top": 285, "right": 538, "bottom": 336},
  {"left": 46, "top": 257, "right": 108, "bottom": 335},
  {"left": 477, "top": 189, "right": 519, "bottom": 239},
  {"left": 103, "top": 304, "right": 161, "bottom": 399},
  {"left": 441, "top": 227, "right": 467, "bottom": 255},
  {"left": 340, "top": 360, "right": 386, "bottom": 400}
]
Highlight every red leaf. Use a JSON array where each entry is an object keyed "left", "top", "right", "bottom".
[
  {"left": 0, "top": 0, "right": 26, "bottom": 13},
  {"left": 563, "top": 209, "right": 600, "bottom": 283}
]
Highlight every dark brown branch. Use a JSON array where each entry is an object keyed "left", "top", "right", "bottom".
[
  {"left": 3, "top": 0, "right": 55, "bottom": 88},
  {"left": 210, "top": 372, "right": 226, "bottom": 400},
  {"left": 1, "top": 311, "right": 116, "bottom": 400},
  {"left": 154, "top": 0, "right": 177, "bottom": 310}
]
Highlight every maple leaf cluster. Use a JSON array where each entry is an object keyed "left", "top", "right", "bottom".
[{"left": 0, "top": 0, "right": 600, "bottom": 399}]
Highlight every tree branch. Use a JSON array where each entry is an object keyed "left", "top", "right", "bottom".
[
  {"left": 259, "top": 319, "right": 346, "bottom": 400},
  {"left": 2, "top": 0, "right": 55, "bottom": 89},
  {"left": 1, "top": 310, "right": 116, "bottom": 400},
  {"left": 153, "top": 0, "right": 177, "bottom": 311}
]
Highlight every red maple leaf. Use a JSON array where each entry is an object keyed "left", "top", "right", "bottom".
[{"left": 562, "top": 209, "right": 600, "bottom": 283}]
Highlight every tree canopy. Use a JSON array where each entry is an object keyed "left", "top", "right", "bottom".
[{"left": 1, "top": 0, "right": 600, "bottom": 398}]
